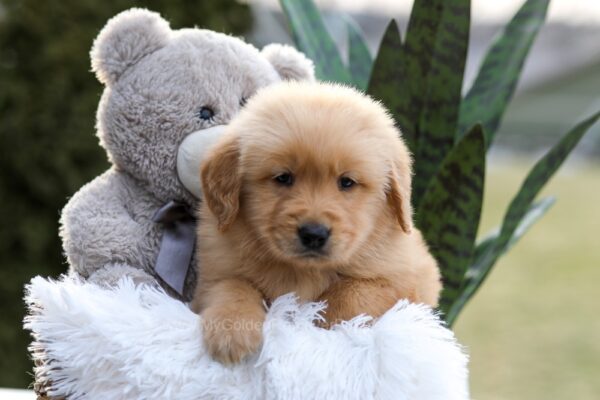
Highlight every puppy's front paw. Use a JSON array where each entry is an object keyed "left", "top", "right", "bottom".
[
  {"left": 318, "top": 278, "right": 399, "bottom": 328},
  {"left": 201, "top": 306, "right": 264, "bottom": 364}
]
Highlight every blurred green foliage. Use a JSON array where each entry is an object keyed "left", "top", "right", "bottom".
[{"left": 0, "top": 0, "right": 251, "bottom": 388}]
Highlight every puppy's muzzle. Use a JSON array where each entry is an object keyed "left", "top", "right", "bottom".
[{"left": 297, "top": 223, "right": 330, "bottom": 252}]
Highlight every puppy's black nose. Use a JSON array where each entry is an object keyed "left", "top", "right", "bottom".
[{"left": 298, "top": 223, "right": 330, "bottom": 250}]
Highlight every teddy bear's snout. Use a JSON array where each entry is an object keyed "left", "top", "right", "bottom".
[{"left": 177, "top": 125, "right": 227, "bottom": 199}]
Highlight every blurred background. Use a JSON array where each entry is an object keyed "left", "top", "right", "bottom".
[{"left": 0, "top": 0, "right": 598, "bottom": 398}]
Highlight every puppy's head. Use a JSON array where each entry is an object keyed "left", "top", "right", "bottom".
[{"left": 201, "top": 82, "right": 413, "bottom": 267}]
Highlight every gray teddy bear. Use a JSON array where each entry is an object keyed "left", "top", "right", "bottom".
[{"left": 59, "top": 8, "right": 315, "bottom": 301}]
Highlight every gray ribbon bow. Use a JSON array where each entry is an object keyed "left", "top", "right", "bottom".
[{"left": 152, "top": 201, "right": 197, "bottom": 296}]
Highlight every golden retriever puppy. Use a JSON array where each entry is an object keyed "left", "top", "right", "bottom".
[{"left": 191, "top": 82, "right": 441, "bottom": 364}]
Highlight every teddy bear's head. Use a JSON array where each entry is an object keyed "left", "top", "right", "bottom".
[{"left": 92, "top": 8, "right": 314, "bottom": 204}]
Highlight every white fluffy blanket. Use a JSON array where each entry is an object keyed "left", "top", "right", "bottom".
[{"left": 24, "top": 276, "right": 469, "bottom": 400}]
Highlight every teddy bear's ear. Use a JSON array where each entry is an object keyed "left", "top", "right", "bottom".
[
  {"left": 262, "top": 44, "right": 316, "bottom": 81},
  {"left": 91, "top": 8, "right": 171, "bottom": 85}
]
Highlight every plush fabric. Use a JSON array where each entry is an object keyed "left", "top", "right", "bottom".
[
  {"left": 24, "top": 276, "right": 469, "bottom": 400},
  {"left": 60, "top": 8, "right": 315, "bottom": 301}
]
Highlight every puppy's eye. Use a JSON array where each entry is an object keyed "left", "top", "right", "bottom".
[
  {"left": 198, "top": 106, "right": 215, "bottom": 121},
  {"left": 338, "top": 176, "right": 356, "bottom": 191},
  {"left": 274, "top": 172, "right": 294, "bottom": 186},
  {"left": 240, "top": 97, "right": 248, "bottom": 108}
]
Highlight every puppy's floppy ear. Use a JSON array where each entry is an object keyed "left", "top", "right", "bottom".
[
  {"left": 386, "top": 143, "right": 414, "bottom": 234},
  {"left": 201, "top": 135, "right": 242, "bottom": 232},
  {"left": 261, "top": 44, "right": 315, "bottom": 81}
]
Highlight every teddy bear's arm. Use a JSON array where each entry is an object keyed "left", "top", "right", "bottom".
[
  {"left": 87, "top": 263, "right": 157, "bottom": 288},
  {"left": 60, "top": 169, "right": 157, "bottom": 284}
]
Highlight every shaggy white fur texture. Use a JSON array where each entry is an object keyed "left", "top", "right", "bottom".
[{"left": 24, "top": 277, "right": 469, "bottom": 400}]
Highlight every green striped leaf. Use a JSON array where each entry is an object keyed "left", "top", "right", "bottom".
[
  {"left": 402, "top": 0, "right": 446, "bottom": 142},
  {"left": 457, "top": 0, "right": 550, "bottom": 143},
  {"left": 279, "top": 0, "right": 352, "bottom": 83},
  {"left": 416, "top": 124, "right": 485, "bottom": 314},
  {"left": 345, "top": 17, "right": 373, "bottom": 90},
  {"left": 446, "top": 111, "right": 600, "bottom": 325},
  {"left": 505, "top": 196, "right": 555, "bottom": 251},
  {"left": 465, "top": 196, "right": 555, "bottom": 283},
  {"left": 412, "top": 0, "right": 471, "bottom": 207},
  {"left": 367, "top": 20, "right": 416, "bottom": 155},
  {"left": 498, "top": 111, "right": 598, "bottom": 251},
  {"left": 447, "top": 196, "right": 555, "bottom": 326}
]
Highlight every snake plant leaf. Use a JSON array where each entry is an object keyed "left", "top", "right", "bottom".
[
  {"left": 402, "top": 0, "right": 445, "bottom": 141},
  {"left": 464, "top": 233, "right": 496, "bottom": 281},
  {"left": 465, "top": 196, "right": 555, "bottom": 283},
  {"left": 412, "top": 0, "right": 471, "bottom": 207},
  {"left": 279, "top": 0, "right": 352, "bottom": 83},
  {"left": 367, "top": 20, "right": 416, "bottom": 155},
  {"left": 504, "top": 195, "right": 556, "bottom": 251},
  {"left": 446, "top": 196, "right": 555, "bottom": 326},
  {"left": 498, "top": 111, "right": 599, "bottom": 252},
  {"left": 416, "top": 124, "right": 485, "bottom": 315},
  {"left": 446, "top": 111, "right": 600, "bottom": 325},
  {"left": 346, "top": 17, "right": 373, "bottom": 90},
  {"left": 457, "top": 0, "right": 550, "bottom": 144}
]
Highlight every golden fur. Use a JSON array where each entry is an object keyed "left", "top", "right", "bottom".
[{"left": 191, "top": 82, "right": 441, "bottom": 364}]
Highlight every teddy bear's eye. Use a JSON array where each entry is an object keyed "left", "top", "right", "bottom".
[
  {"left": 198, "top": 106, "right": 215, "bottom": 121},
  {"left": 239, "top": 97, "right": 248, "bottom": 108}
]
